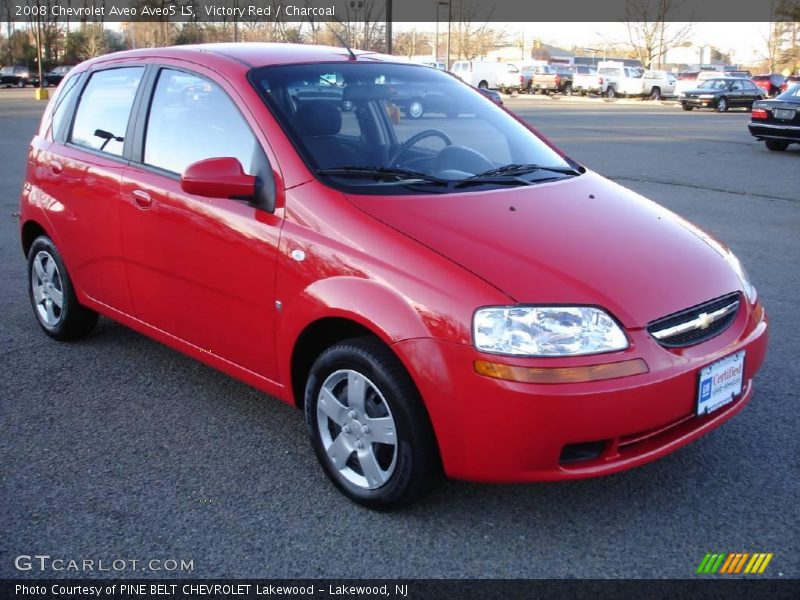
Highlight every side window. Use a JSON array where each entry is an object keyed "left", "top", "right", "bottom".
[
  {"left": 70, "top": 67, "right": 144, "bottom": 157},
  {"left": 144, "top": 69, "right": 259, "bottom": 176},
  {"left": 51, "top": 74, "right": 82, "bottom": 140},
  {"left": 731, "top": 81, "right": 743, "bottom": 91}
]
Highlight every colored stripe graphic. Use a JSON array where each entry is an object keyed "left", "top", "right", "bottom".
[{"left": 698, "top": 552, "right": 772, "bottom": 574}]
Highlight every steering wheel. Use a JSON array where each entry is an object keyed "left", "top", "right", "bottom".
[{"left": 389, "top": 129, "right": 453, "bottom": 166}]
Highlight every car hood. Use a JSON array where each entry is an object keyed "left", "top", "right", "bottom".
[{"left": 345, "top": 172, "right": 745, "bottom": 328}]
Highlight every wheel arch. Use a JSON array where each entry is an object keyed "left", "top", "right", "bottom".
[{"left": 21, "top": 219, "right": 49, "bottom": 257}]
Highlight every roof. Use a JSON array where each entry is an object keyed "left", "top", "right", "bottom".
[{"left": 90, "top": 42, "right": 398, "bottom": 70}]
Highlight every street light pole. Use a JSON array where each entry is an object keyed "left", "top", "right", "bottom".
[{"left": 446, "top": 0, "right": 451, "bottom": 70}]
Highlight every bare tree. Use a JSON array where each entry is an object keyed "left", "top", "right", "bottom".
[
  {"left": 450, "top": 0, "right": 505, "bottom": 61},
  {"left": 625, "top": 0, "right": 694, "bottom": 68},
  {"left": 393, "top": 29, "right": 431, "bottom": 58}
]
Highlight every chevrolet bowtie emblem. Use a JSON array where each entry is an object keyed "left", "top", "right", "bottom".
[{"left": 697, "top": 312, "right": 713, "bottom": 329}]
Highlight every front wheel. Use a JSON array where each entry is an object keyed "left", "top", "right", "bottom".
[
  {"left": 27, "top": 236, "right": 98, "bottom": 340},
  {"left": 765, "top": 140, "right": 789, "bottom": 151},
  {"left": 17, "top": 79, "right": 25, "bottom": 88},
  {"left": 682, "top": 103, "right": 693, "bottom": 111},
  {"left": 649, "top": 87, "right": 661, "bottom": 100},
  {"left": 716, "top": 96, "right": 728, "bottom": 112},
  {"left": 478, "top": 80, "right": 488, "bottom": 90},
  {"left": 406, "top": 99, "right": 424, "bottom": 119},
  {"left": 305, "top": 337, "right": 441, "bottom": 510}
]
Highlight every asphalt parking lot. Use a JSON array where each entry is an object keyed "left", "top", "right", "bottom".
[{"left": 1, "top": 88, "right": 798, "bottom": 579}]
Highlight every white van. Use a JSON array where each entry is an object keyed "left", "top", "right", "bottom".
[{"left": 451, "top": 60, "right": 508, "bottom": 89}]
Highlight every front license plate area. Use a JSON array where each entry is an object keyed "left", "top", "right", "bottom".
[
  {"left": 696, "top": 351, "right": 745, "bottom": 416},
  {"left": 774, "top": 108, "right": 795, "bottom": 120}
]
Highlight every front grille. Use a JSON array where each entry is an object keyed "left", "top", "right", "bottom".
[{"left": 647, "top": 292, "right": 740, "bottom": 348}]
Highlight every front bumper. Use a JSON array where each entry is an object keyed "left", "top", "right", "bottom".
[
  {"left": 392, "top": 300, "right": 768, "bottom": 482},
  {"left": 681, "top": 97, "right": 717, "bottom": 108}
]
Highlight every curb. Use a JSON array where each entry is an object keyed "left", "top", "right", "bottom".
[{"left": 502, "top": 93, "right": 678, "bottom": 107}]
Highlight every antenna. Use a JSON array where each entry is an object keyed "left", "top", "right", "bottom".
[{"left": 329, "top": 27, "right": 358, "bottom": 61}]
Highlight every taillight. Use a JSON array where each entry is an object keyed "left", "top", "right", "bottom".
[
  {"left": 751, "top": 108, "right": 768, "bottom": 120},
  {"left": 555, "top": 75, "right": 561, "bottom": 85},
  {"left": 599, "top": 77, "right": 604, "bottom": 85}
]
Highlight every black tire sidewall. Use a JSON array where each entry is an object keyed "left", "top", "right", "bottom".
[{"left": 304, "top": 340, "right": 436, "bottom": 509}]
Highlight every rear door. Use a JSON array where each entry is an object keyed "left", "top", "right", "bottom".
[
  {"left": 120, "top": 65, "right": 283, "bottom": 379},
  {"left": 34, "top": 65, "right": 147, "bottom": 314}
]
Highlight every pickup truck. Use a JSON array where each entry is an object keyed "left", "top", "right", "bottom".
[
  {"left": 641, "top": 70, "right": 676, "bottom": 99},
  {"left": 573, "top": 61, "right": 643, "bottom": 98},
  {"left": 525, "top": 65, "right": 571, "bottom": 94}
]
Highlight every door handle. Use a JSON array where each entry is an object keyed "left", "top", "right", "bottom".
[
  {"left": 131, "top": 189, "right": 153, "bottom": 210},
  {"left": 49, "top": 160, "right": 63, "bottom": 175}
]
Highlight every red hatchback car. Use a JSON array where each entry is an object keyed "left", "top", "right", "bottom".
[{"left": 20, "top": 44, "right": 768, "bottom": 509}]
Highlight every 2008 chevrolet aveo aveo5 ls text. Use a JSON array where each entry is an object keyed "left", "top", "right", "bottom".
[{"left": 20, "top": 44, "right": 768, "bottom": 509}]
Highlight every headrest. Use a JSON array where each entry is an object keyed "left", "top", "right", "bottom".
[{"left": 295, "top": 101, "right": 342, "bottom": 136}]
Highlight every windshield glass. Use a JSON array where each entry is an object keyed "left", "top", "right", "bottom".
[
  {"left": 249, "top": 62, "right": 579, "bottom": 194},
  {"left": 698, "top": 79, "right": 729, "bottom": 90},
  {"left": 777, "top": 84, "right": 800, "bottom": 99},
  {"left": 0, "top": 67, "right": 14, "bottom": 75}
]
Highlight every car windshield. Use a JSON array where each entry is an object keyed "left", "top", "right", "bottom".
[
  {"left": 698, "top": 79, "right": 729, "bottom": 90},
  {"left": 0, "top": 67, "right": 14, "bottom": 75},
  {"left": 249, "top": 62, "right": 580, "bottom": 194}
]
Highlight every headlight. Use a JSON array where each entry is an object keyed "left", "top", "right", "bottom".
[
  {"left": 728, "top": 252, "right": 757, "bottom": 304},
  {"left": 473, "top": 306, "right": 628, "bottom": 357}
]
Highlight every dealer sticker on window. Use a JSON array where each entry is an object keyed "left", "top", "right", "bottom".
[{"left": 697, "top": 351, "right": 745, "bottom": 416}]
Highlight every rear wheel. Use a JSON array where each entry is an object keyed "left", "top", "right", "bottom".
[
  {"left": 649, "top": 87, "right": 661, "bottom": 100},
  {"left": 716, "top": 96, "right": 728, "bottom": 112},
  {"left": 682, "top": 103, "right": 693, "bottom": 111},
  {"left": 605, "top": 86, "right": 616, "bottom": 99},
  {"left": 478, "top": 80, "right": 488, "bottom": 90},
  {"left": 305, "top": 337, "right": 441, "bottom": 510},
  {"left": 27, "top": 236, "right": 98, "bottom": 340},
  {"left": 563, "top": 83, "right": 573, "bottom": 96},
  {"left": 765, "top": 140, "right": 789, "bottom": 152}
]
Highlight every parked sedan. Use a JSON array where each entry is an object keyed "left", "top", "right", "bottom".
[
  {"left": 748, "top": 84, "right": 800, "bottom": 151},
  {"left": 0, "top": 65, "right": 38, "bottom": 87},
  {"left": 680, "top": 78, "right": 762, "bottom": 112},
  {"left": 20, "top": 44, "right": 767, "bottom": 509},
  {"left": 43, "top": 65, "right": 72, "bottom": 87}
]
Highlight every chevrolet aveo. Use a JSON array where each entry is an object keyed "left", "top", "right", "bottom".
[{"left": 20, "top": 44, "right": 768, "bottom": 509}]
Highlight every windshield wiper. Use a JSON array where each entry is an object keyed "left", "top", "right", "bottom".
[
  {"left": 471, "top": 163, "right": 582, "bottom": 178},
  {"left": 317, "top": 167, "right": 449, "bottom": 186}
]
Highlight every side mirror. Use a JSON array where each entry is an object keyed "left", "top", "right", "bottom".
[{"left": 181, "top": 157, "right": 256, "bottom": 200}]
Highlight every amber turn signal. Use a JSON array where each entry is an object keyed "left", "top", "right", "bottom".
[{"left": 474, "top": 358, "right": 649, "bottom": 384}]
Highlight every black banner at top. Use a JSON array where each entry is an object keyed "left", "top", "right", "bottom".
[{"left": 1, "top": 0, "right": 799, "bottom": 23}]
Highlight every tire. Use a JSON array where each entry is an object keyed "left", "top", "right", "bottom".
[
  {"left": 526, "top": 82, "right": 533, "bottom": 94},
  {"left": 765, "top": 140, "right": 789, "bottom": 151},
  {"left": 605, "top": 86, "right": 616, "bottom": 99},
  {"left": 341, "top": 100, "right": 353, "bottom": 112},
  {"left": 17, "top": 79, "right": 25, "bottom": 88},
  {"left": 682, "top": 103, "right": 693, "bottom": 111},
  {"left": 563, "top": 83, "right": 573, "bottom": 96},
  {"left": 649, "top": 87, "right": 661, "bottom": 100},
  {"left": 406, "top": 100, "right": 424, "bottom": 119},
  {"left": 42, "top": 79, "right": 49, "bottom": 88},
  {"left": 716, "top": 96, "right": 728, "bottom": 112},
  {"left": 579, "top": 90, "right": 586, "bottom": 96},
  {"left": 304, "top": 337, "right": 441, "bottom": 510},
  {"left": 27, "top": 236, "right": 98, "bottom": 340},
  {"left": 478, "top": 80, "right": 488, "bottom": 90}
]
